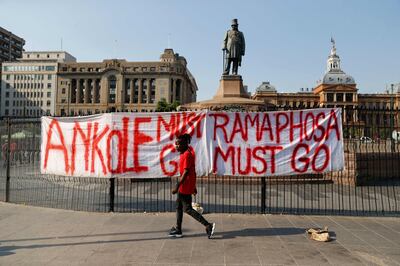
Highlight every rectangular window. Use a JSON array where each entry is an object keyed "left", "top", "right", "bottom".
[
  {"left": 48, "top": 74, "right": 52, "bottom": 80},
  {"left": 336, "top": 93, "right": 343, "bottom": 102},
  {"left": 47, "top": 92, "right": 51, "bottom": 97},
  {"left": 327, "top": 93, "right": 334, "bottom": 102},
  {"left": 6, "top": 74, "right": 10, "bottom": 80},
  {"left": 345, "top": 93, "right": 353, "bottom": 102},
  {"left": 45, "top": 66, "right": 55, "bottom": 71},
  {"left": 47, "top": 83, "right": 52, "bottom": 89}
]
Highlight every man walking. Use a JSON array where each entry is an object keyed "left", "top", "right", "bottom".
[{"left": 169, "top": 134, "right": 215, "bottom": 239}]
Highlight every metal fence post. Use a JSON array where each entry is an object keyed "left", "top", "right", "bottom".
[
  {"left": 5, "top": 118, "right": 11, "bottom": 202},
  {"left": 109, "top": 177, "right": 115, "bottom": 212},
  {"left": 261, "top": 176, "right": 266, "bottom": 213}
]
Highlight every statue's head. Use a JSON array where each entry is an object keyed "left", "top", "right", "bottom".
[{"left": 231, "top": 19, "right": 238, "bottom": 30}]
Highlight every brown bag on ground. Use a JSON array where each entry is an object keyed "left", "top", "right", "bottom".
[{"left": 306, "top": 226, "right": 331, "bottom": 242}]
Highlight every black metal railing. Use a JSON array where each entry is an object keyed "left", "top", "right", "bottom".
[{"left": 0, "top": 106, "right": 399, "bottom": 216}]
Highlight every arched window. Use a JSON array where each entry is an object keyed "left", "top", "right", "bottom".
[{"left": 109, "top": 75, "right": 116, "bottom": 104}]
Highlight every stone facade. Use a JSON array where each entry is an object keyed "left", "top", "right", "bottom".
[
  {"left": 56, "top": 49, "right": 197, "bottom": 116},
  {"left": 252, "top": 42, "right": 400, "bottom": 131},
  {"left": 1, "top": 51, "right": 76, "bottom": 117}
]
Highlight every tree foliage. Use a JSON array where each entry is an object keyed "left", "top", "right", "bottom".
[{"left": 155, "top": 98, "right": 180, "bottom": 112}]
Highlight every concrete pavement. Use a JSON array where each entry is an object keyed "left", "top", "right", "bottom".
[{"left": 0, "top": 202, "right": 399, "bottom": 265}]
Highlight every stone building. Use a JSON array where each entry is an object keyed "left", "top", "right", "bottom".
[
  {"left": 56, "top": 49, "right": 197, "bottom": 116},
  {"left": 252, "top": 41, "right": 400, "bottom": 135},
  {"left": 1, "top": 51, "right": 76, "bottom": 117},
  {"left": 0, "top": 26, "right": 25, "bottom": 63}
]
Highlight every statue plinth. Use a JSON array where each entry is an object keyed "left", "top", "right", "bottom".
[{"left": 213, "top": 75, "right": 249, "bottom": 99}]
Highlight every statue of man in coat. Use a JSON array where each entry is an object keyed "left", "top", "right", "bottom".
[{"left": 222, "top": 19, "right": 246, "bottom": 75}]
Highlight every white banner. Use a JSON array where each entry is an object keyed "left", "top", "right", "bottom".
[{"left": 41, "top": 109, "right": 344, "bottom": 178}]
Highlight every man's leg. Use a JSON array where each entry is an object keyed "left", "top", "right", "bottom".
[
  {"left": 232, "top": 60, "right": 238, "bottom": 75},
  {"left": 224, "top": 58, "right": 232, "bottom": 75},
  {"left": 181, "top": 194, "right": 209, "bottom": 226},
  {"left": 176, "top": 193, "right": 184, "bottom": 231}
]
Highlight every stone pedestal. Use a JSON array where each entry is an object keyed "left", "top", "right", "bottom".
[{"left": 214, "top": 75, "right": 249, "bottom": 99}]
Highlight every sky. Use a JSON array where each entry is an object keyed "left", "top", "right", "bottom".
[{"left": 1, "top": 0, "right": 400, "bottom": 101}]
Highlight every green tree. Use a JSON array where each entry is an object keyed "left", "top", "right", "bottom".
[{"left": 156, "top": 98, "right": 180, "bottom": 112}]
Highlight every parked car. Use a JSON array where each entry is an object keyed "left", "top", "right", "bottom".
[{"left": 360, "top": 136, "right": 373, "bottom": 143}]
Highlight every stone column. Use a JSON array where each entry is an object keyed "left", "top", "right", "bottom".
[
  {"left": 147, "top": 79, "right": 151, "bottom": 103},
  {"left": 93, "top": 79, "right": 98, "bottom": 104},
  {"left": 76, "top": 79, "right": 81, "bottom": 104},
  {"left": 172, "top": 79, "right": 176, "bottom": 103},
  {"left": 84, "top": 79, "right": 89, "bottom": 103},
  {"left": 138, "top": 78, "right": 143, "bottom": 104},
  {"left": 180, "top": 79, "right": 185, "bottom": 104}
]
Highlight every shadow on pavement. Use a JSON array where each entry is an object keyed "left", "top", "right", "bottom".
[{"left": 0, "top": 227, "right": 307, "bottom": 256}]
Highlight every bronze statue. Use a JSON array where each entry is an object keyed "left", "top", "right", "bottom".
[{"left": 222, "top": 19, "right": 245, "bottom": 75}]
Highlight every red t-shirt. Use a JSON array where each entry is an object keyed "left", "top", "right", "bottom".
[{"left": 179, "top": 147, "right": 196, "bottom": 195}]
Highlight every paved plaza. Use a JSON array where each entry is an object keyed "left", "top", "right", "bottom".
[{"left": 0, "top": 202, "right": 399, "bottom": 265}]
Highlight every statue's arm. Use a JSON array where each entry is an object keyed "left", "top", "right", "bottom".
[{"left": 241, "top": 33, "right": 245, "bottom": 56}]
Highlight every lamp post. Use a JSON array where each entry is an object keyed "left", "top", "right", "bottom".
[{"left": 390, "top": 84, "right": 394, "bottom": 153}]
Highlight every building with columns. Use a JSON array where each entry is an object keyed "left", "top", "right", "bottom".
[
  {"left": 1, "top": 51, "right": 76, "bottom": 117},
  {"left": 55, "top": 49, "right": 197, "bottom": 116},
  {"left": 252, "top": 40, "right": 400, "bottom": 136}
]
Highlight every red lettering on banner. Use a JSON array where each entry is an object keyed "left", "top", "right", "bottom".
[
  {"left": 107, "top": 129, "right": 123, "bottom": 174},
  {"left": 276, "top": 112, "right": 289, "bottom": 144},
  {"left": 213, "top": 145, "right": 283, "bottom": 175},
  {"left": 132, "top": 117, "right": 153, "bottom": 173},
  {"left": 156, "top": 114, "right": 177, "bottom": 142},
  {"left": 230, "top": 113, "right": 247, "bottom": 143},
  {"left": 210, "top": 113, "right": 230, "bottom": 142},
  {"left": 90, "top": 122, "right": 109, "bottom": 174},
  {"left": 121, "top": 117, "right": 134, "bottom": 172},
  {"left": 213, "top": 145, "right": 235, "bottom": 174},
  {"left": 264, "top": 146, "right": 283, "bottom": 174},
  {"left": 237, "top": 147, "right": 252, "bottom": 175},
  {"left": 314, "top": 112, "right": 326, "bottom": 142},
  {"left": 303, "top": 112, "right": 315, "bottom": 141},
  {"left": 160, "top": 144, "right": 178, "bottom": 176},
  {"left": 177, "top": 112, "right": 206, "bottom": 138},
  {"left": 43, "top": 119, "right": 69, "bottom": 172},
  {"left": 291, "top": 143, "right": 310, "bottom": 173},
  {"left": 259, "top": 113, "right": 274, "bottom": 142},
  {"left": 311, "top": 144, "right": 330, "bottom": 172},
  {"left": 71, "top": 122, "right": 92, "bottom": 175},
  {"left": 325, "top": 109, "right": 341, "bottom": 140},
  {"left": 290, "top": 111, "right": 303, "bottom": 142},
  {"left": 252, "top": 147, "right": 267, "bottom": 174}
]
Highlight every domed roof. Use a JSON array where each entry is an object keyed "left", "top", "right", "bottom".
[
  {"left": 322, "top": 70, "right": 355, "bottom": 84},
  {"left": 256, "top": 81, "right": 277, "bottom": 92},
  {"left": 319, "top": 39, "right": 355, "bottom": 85}
]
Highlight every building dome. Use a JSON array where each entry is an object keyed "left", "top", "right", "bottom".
[
  {"left": 322, "top": 70, "right": 355, "bottom": 84},
  {"left": 319, "top": 38, "right": 355, "bottom": 85},
  {"left": 256, "top": 81, "right": 277, "bottom": 92}
]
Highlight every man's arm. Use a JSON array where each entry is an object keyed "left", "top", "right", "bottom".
[{"left": 172, "top": 169, "right": 189, "bottom": 194}]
